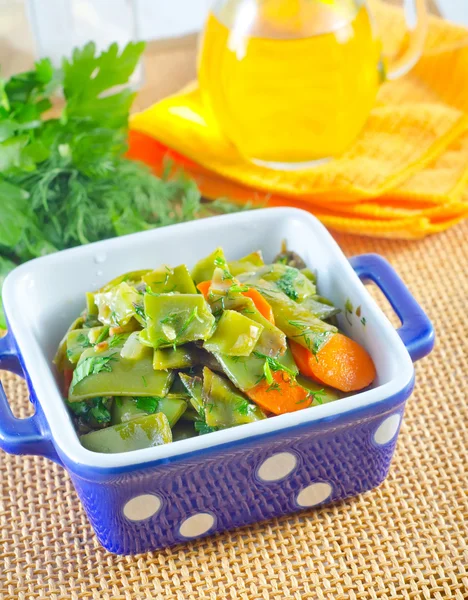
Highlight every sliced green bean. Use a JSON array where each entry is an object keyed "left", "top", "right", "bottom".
[{"left": 80, "top": 413, "right": 172, "bottom": 453}]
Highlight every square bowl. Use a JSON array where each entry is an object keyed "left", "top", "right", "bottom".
[{"left": 0, "top": 208, "right": 434, "bottom": 554}]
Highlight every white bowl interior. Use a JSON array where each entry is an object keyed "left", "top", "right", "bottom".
[{"left": 3, "top": 208, "right": 413, "bottom": 468}]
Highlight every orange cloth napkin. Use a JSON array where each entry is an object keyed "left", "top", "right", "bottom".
[{"left": 129, "top": 6, "right": 468, "bottom": 239}]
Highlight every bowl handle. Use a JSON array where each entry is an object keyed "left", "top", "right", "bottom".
[
  {"left": 0, "top": 330, "right": 59, "bottom": 460},
  {"left": 350, "top": 253, "right": 434, "bottom": 362}
]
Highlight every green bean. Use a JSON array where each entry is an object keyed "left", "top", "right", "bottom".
[
  {"left": 80, "top": 413, "right": 172, "bottom": 453},
  {"left": 144, "top": 293, "right": 215, "bottom": 348},
  {"left": 204, "top": 310, "right": 263, "bottom": 356},
  {"left": 143, "top": 264, "right": 197, "bottom": 294},
  {"left": 69, "top": 345, "right": 174, "bottom": 401}
]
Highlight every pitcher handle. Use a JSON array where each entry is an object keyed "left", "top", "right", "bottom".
[{"left": 386, "top": 0, "right": 428, "bottom": 80}]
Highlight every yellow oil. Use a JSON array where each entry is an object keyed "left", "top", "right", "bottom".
[{"left": 198, "top": 1, "right": 382, "bottom": 165}]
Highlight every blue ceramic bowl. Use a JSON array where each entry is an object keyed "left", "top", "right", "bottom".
[{"left": 0, "top": 208, "right": 434, "bottom": 554}]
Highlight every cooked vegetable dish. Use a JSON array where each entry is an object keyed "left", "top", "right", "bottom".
[{"left": 54, "top": 246, "right": 376, "bottom": 453}]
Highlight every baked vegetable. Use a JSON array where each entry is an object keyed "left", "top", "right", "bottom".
[{"left": 55, "top": 244, "right": 376, "bottom": 454}]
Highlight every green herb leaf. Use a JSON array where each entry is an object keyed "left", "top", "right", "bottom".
[
  {"left": 276, "top": 267, "right": 299, "bottom": 301},
  {"left": 66, "top": 396, "right": 112, "bottom": 425},
  {"left": 76, "top": 333, "right": 93, "bottom": 348},
  {"left": 253, "top": 351, "right": 297, "bottom": 380},
  {"left": 70, "top": 352, "right": 118, "bottom": 389},
  {"left": 228, "top": 284, "right": 249, "bottom": 293},
  {"left": 263, "top": 360, "right": 274, "bottom": 385},
  {"left": 94, "top": 326, "right": 110, "bottom": 345},
  {"left": 0, "top": 181, "right": 29, "bottom": 247},
  {"left": 235, "top": 398, "right": 251, "bottom": 415},
  {"left": 63, "top": 41, "right": 145, "bottom": 129},
  {"left": 194, "top": 421, "right": 218, "bottom": 435},
  {"left": 287, "top": 320, "right": 332, "bottom": 355},
  {"left": 90, "top": 399, "right": 113, "bottom": 423},
  {"left": 306, "top": 389, "right": 326, "bottom": 405},
  {"left": 135, "top": 396, "right": 159, "bottom": 413},
  {"left": 108, "top": 333, "right": 127, "bottom": 348},
  {"left": 133, "top": 303, "right": 146, "bottom": 321},
  {"left": 214, "top": 255, "right": 233, "bottom": 280},
  {"left": 0, "top": 42, "right": 247, "bottom": 314},
  {"left": 0, "top": 256, "right": 16, "bottom": 329}
]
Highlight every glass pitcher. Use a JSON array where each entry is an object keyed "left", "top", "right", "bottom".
[{"left": 198, "top": 0, "right": 427, "bottom": 168}]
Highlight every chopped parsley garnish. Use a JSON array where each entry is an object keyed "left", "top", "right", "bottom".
[
  {"left": 235, "top": 398, "right": 251, "bottom": 415},
  {"left": 83, "top": 315, "right": 101, "bottom": 328},
  {"left": 287, "top": 320, "right": 331, "bottom": 355},
  {"left": 177, "top": 307, "right": 201, "bottom": 339},
  {"left": 108, "top": 333, "right": 127, "bottom": 348},
  {"left": 361, "top": 317, "right": 367, "bottom": 326},
  {"left": 135, "top": 396, "right": 159, "bottom": 413},
  {"left": 263, "top": 360, "right": 274, "bottom": 385},
  {"left": 94, "top": 326, "right": 110, "bottom": 345},
  {"left": 306, "top": 389, "right": 326, "bottom": 405},
  {"left": 160, "top": 312, "right": 176, "bottom": 326},
  {"left": 214, "top": 256, "right": 233, "bottom": 281},
  {"left": 66, "top": 397, "right": 112, "bottom": 425},
  {"left": 133, "top": 303, "right": 146, "bottom": 321},
  {"left": 253, "top": 351, "right": 297, "bottom": 382},
  {"left": 141, "top": 375, "right": 148, "bottom": 388},
  {"left": 164, "top": 266, "right": 173, "bottom": 285},
  {"left": 228, "top": 284, "right": 249, "bottom": 293},
  {"left": 89, "top": 399, "right": 113, "bottom": 423},
  {"left": 76, "top": 333, "right": 92, "bottom": 348},
  {"left": 159, "top": 307, "right": 201, "bottom": 348},
  {"left": 145, "top": 285, "right": 161, "bottom": 297},
  {"left": 70, "top": 353, "right": 118, "bottom": 389},
  {"left": 276, "top": 267, "right": 299, "bottom": 301},
  {"left": 194, "top": 421, "right": 218, "bottom": 435}
]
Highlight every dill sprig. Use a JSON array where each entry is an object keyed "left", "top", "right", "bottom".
[
  {"left": 0, "top": 42, "right": 247, "bottom": 328},
  {"left": 252, "top": 351, "right": 297, "bottom": 384}
]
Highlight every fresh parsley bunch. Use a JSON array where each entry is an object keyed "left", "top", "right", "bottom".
[{"left": 0, "top": 42, "right": 240, "bottom": 328}]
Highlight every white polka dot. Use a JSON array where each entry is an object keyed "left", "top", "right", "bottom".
[
  {"left": 374, "top": 413, "right": 401, "bottom": 445},
  {"left": 179, "top": 513, "right": 215, "bottom": 538},
  {"left": 257, "top": 452, "right": 297, "bottom": 482},
  {"left": 297, "top": 482, "right": 332, "bottom": 507},
  {"left": 123, "top": 494, "right": 161, "bottom": 521}
]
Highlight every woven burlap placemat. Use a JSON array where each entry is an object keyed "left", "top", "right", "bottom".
[{"left": 1, "top": 222, "right": 467, "bottom": 600}]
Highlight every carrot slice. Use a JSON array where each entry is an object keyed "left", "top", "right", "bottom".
[
  {"left": 289, "top": 341, "right": 323, "bottom": 384},
  {"left": 289, "top": 334, "right": 376, "bottom": 392},
  {"left": 197, "top": 281, "right": 275, "bottom": 324},
  {"left": 247, "top": 370, "right": 311, "bottom": 415},
  {"left": 242, "top": 289, "right": 275, "bottom": 324},
  {"left": 197, "top": 280, "right": 212, "bottom": 299}
]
